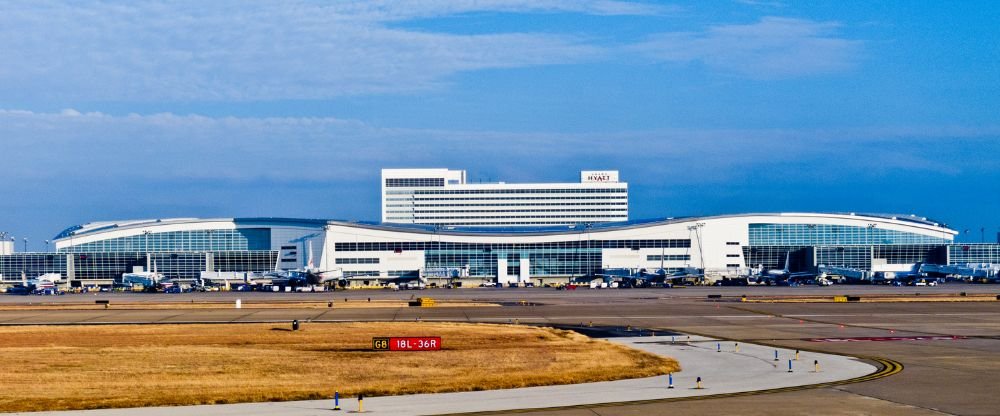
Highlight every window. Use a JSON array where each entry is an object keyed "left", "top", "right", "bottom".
[
  {"left": 385, "top": 178, "right": 445, "bottom": 187},
  {"left": 726, "top": 242, "right": 740, "bottom": 245},
  {"left": 335, "top": 258, "right": 380, "bottom": 265},
  {"left": 647, "top": 254, "right": 691, "bottom": 262},
  {"left": 726, "top": 254, "right": 740, "bottom": 258}
]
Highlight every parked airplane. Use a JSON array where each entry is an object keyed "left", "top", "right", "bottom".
[
  {"left": 119, "top": 271, "right": 164, "bottom": 289},
  {"left": 757, "top": 252, "right": 819, "bottom": 284},
  {"left": 587, "top": 267, "right": 700, "bottom": 288},
  {"left": 6, "top": 273, "right": 63, "bottom": 295}
]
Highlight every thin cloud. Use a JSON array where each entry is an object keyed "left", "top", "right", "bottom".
[
  {"left": 335, "top": 0, "right": 673, "bottom": 20},
  {"left": 632, "top": 17, "right": 862, "bottom": 78},
  {"left": 0, "top": 1, "right": 665, "bottom": 102},
  {"left": 1, "top": 109, "right": 995, "bottom": 185},
  {"left": 733, "top": 0, "right": 785, "bottom": 8}
]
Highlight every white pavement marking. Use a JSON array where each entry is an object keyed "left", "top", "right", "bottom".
[{"left": 15, "top": 336, "right": 876, "bottom": 416}]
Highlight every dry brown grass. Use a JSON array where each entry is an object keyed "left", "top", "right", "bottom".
[
  {"left": 0, "top": 322, "right": 678, "bottom": 412},
  {"left": 0, "top": 299, "right": 497, "bottom": 311}
]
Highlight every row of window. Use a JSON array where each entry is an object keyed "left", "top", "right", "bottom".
[
  {"left": 646, "top": 254, "right": 691, "bottom": 261},
  {"left": 336, "top": 239, "right": 691, "bottom": 252},
  {"left": 386, "top": 196, "right": 628, "bottom": 201},
  {"left": 385, "top": 202, "right": 629, "bottom": 208},
  {"left": 386, "top": 208, "right": 628, "bottom": 214},
  {"left": 386, "top": 188, "right": 627, "bottom": 195},
  {"left": 335, "top": 257, "right": 380, "bottom": 265},
  {"left": 386, "top": 214, "right": 628, "bottom": 222},
  {"left": 405, "top": 221, "right": 617, "bottom": 226},
  {"left": 385, "top": 178, "right": 445, "bottom": 187}
]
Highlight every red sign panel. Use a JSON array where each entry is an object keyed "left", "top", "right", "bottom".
[{"left": 372, "top": 337, "right": 441, "bottom": 351}]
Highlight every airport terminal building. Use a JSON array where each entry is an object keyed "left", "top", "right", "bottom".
[
  {"left": 2, "top": 168, "right": 998, "bottom": 287},
  {"left": 4, "top": 212, "right": 997, "bottom": 288}
]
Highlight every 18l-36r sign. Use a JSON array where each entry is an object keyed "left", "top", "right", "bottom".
[{"left": 372, "top": 337, "right": 442, "bottom": 351}]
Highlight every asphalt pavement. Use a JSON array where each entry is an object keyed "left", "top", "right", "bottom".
[{"left": 2, "top": 284, "right": 999, "bottom": 415}]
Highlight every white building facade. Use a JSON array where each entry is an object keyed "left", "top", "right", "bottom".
[
  {"left": 381, "top": 168, "right": 628, "bottom": 227},
  {"left": 324, "top": 212, "right": 956, "bottom": 285},
  {"left": 4, "top": 212, "right": 970, "bottom": 288}
]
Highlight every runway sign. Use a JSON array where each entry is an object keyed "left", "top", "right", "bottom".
[{"left": 372, "top": 337, "right": 442, "bottom": 351}]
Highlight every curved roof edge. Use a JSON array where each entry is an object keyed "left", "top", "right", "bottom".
[
  {"left": 330, "top": 212, "right": 958, "bottom": 237},
  {"left": 54, "top": 212, "right": 957, "bottom": 241},
  {"left": 53, "top": 217, "right": 329, "bottom": 240}
]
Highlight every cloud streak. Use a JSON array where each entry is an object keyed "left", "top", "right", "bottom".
[
  {"left": 633, "top": 17, "right": 862, "bottom": 78},
  {"left": 1, "top": 109, "right": 995, "bottom": 184},
  {"left": 0, "top": 1, "right": 671, "bottom": 102}
]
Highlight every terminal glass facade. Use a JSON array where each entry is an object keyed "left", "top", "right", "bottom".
[
  {"left": 73, "top": 252, "right": 148, "bottom": 280},
  {"left": 0, "top": 254, "right": 67, "bottom": 281},
  {"left": 213, "top": 251, "right": 278, "bottom": 274},
  {"left": 336, "top": 239, "right": 690, "bottom": 278},
  {"left": 60, "top": 229, "right": 271, "bottom": 253},
  {"left": 813, "top": 246, "right": 873, "bottom": 269},
  {"left": 873, "top": 245, "right": 946, "bottom": 265},
  {"left": 949, "top": 244, "right": 1000, "bottom": 264},
  {"left": 749, "top": 224, "right": 950, "bottom": 246},
  {"left": 1, "top": 251, "right": 278, "bottom": 282}
]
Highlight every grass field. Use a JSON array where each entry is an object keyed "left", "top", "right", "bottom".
[
  {"left": 0, "top": 299, "right": 497, "bottom": 310},
  {"left": 0, "top": 322, "right": 678, "bottom": 412}
]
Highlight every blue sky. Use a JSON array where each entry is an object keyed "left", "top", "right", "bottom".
[{"left": 1, "top": 0, "right": 998, "bottom": 248}]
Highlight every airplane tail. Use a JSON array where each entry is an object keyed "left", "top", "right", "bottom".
[{"left": 783, "top": 251, "right": 791, "bottom": 272}]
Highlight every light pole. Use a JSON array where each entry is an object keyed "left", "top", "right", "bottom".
[
  {"left": 687, "top": 223, "right": 706, "bottom": 270},
  {"left": 23, "top": 238, "right": 28, "bottom": 253},
  {"left": 44, "top": 240, "right": 50, "bottom": 252}
]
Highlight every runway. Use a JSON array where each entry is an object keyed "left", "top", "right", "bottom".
[{"left": 2, "top": 285, "right": 999, "bottom": 415}]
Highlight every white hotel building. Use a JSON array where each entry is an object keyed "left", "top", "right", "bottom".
[{"left": 381, "top": 169, "right": 629, "bottom": 227}]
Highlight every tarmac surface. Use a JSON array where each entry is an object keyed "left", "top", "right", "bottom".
[
  {"left": 3, "top": 283, "right": 1000, "bottom": 415},
  {"left": 11, "top": 335, "right": 876, "bottom": 416}
]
